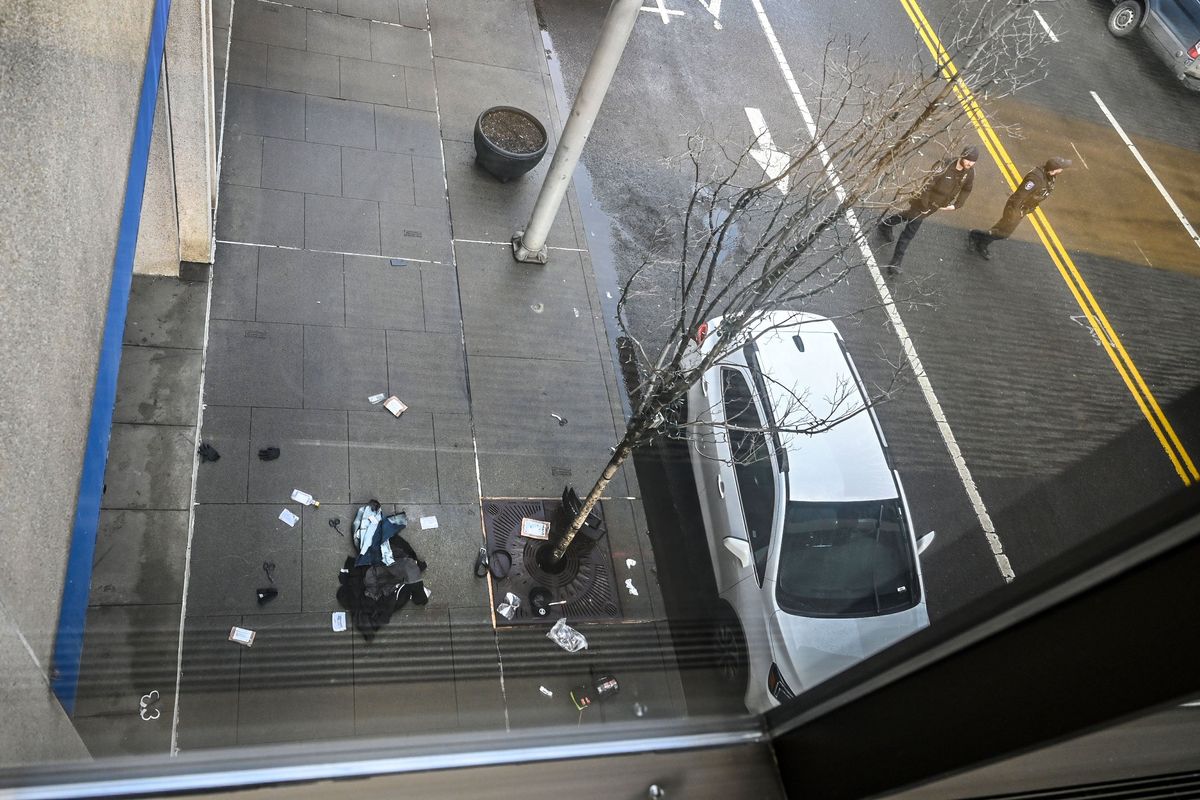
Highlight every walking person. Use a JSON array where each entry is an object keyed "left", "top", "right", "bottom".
[
  {"left": 877, "top": 145, "right": 978, "bottom": 274},
  {"left": 968, "top": 157, "right": 1072, "bottom": 259}
]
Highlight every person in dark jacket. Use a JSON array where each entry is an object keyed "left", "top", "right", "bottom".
[
  {"left": 878, "top": 145, "right": 978, "bottom": 272},
  {"left": 968, "top": 157, "right": 1072, "bottom": 259}
]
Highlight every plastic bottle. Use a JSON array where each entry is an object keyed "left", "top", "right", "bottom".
[{"left": 291, "top": 489, "right": 320, "bottom": 508}]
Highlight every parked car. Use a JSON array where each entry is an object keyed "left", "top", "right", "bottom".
[
  {"left": 685, "top": 310, "right": 935, "bottom": 713},
  {"left": 1108, "top": 0, "right": 1200, "bottom": 90}
]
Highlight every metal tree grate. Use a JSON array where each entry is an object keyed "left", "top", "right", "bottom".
[{"left": 481, "top": 498, "right": 619, "bottom": 626}]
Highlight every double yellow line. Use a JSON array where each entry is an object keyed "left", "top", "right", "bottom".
[{"left": 898, "top": 0, "right": 1198, "bottom": 485}]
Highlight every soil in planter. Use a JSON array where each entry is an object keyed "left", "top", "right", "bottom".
[{"left": 481, "top": 109, "right": 545, "bottom": 154}]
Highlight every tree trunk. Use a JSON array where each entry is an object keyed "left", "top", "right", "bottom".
[{"left": 551, "top": 438, "right": 635, "bottom": 562}]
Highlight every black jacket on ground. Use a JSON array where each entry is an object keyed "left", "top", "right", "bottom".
[{"left": 336, "top": 534, "right": 427, "bottom": 640}]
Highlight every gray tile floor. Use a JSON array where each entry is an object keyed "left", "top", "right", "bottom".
[{"left": 95, "top": 0, "right": 689, "bottom": 753}]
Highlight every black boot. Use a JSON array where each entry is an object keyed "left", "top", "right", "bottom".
[{"left": 968, "top": 230, "right": 991, "bottom": 260}]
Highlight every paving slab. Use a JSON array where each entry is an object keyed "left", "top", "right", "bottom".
[
  {"left": 220, "top": 131, "right": 263, "bottom": 187},
  {"left": 419, "top": 262, "right": 462, "bottom": 333},
  {"left": 224, "top": 84, "right": 306, "bottom": 140},
  {"left": 90, "top": 509, "right": 189, "bottom": 606},
  {"left": 300, "top": 503, "right": 358, "bottom": 612},
  {"left": 175, "top": 614, "right": 243, "bottom": 751},
  {"left": 248, "top": 407, "right": 350, "bottom": 502},
  {"left": 343, "top": 254, "right": 424, "bottom": 330},
  {"left": 216, "top": 184, "right": 305, "bottom": 246},
  {"left": 347, "top": 409, "right": 439, "bottom": 504},
  {"left": 396, "top": 0, "right": 427, "bottom": 28},
  {"left": 369, "top": 19, "right": 431, "bottom": 67},
  {"left": 203, "top": 319, "right": 304, "bottom": 408},
  {"left": 374, "top": 104, "right": 440, "bottom": 158},
  {"left": 432, "top": 57, "right": 551, "bottom": 144},
  {"left": 379, "top": 201, "right": 451, "bottom": 262},
  {"left": 390, "top": 503, "right": 486, "bottom": 609},
  {"left": 448, "top": 605, "right": 507, "bottom": 730},
  {"left": 338, "top": 0, "right": 398, "bottom": 23},
  {"left": 260, "top": 136, "right": 342, "bottom": 196},
  {"left": 74, "top": 604, "right": 181, "bottom": 718},
  {"left": 306, "top": 7, "right": 371, "bottom": 58},
  {"left": 256, "top": 247, "right": 345, "bottom": 326},
  {"left": 403, "top": 65, "right": 436, "bottom": 111},
  {"left": 289, "top": 0, "right": 338, "bottom": 11},
  {"left": 353, "top": 605, "right": 457, "bottom": 736},
  {"left": 432, "top": 412, "right": 478, "bottom": 503},
  {"left": 305, "top": 94, "right": 377, "bottom": 149},
  {"left": 233, "top": 0, "right": 307, "bottom": 49},
  {"left": 187, "top": 504, "right": 305, "bottom": 615},
  {"left": 237, "top": 613, "right": 355, "bottom": 745},
  {"left": 442, "top": 140, "right": 578, "bottom": 249},
  {"left": 195, "top": 405, "right": 251, "bottom": 503},
  {"left": 302, "top": 325, "right": 388, "bottom": 409},
  {"left": 467, "top": 355, "right": 626, "bottom": 499},
  {"left": 411, "top": 154, "right": 444, "bottom": 207},
  {"left": 385, "top": 330, "right": 469, "bottom": 413},
  {"left": 339, "top": 57, "right": 407, "bottom": 107},
  {"left": 123, "top": 275, "right": 208, "bottom": 348},
  {"left": 340, "top": 146, "right": 415, "bottom": 204},
  {"left": 210, "top": 243, "right": 259, "bottom": 322},
  {"left": 113, "top": 345, "right": 202, "bottom": 426},
  {"left": 227, "top": 38, "right": 268, "bottom": 87},
  {"left": 430, "top": 0, "right": 542, "bottom": 74},
  {"left": 266, "top": 44, "right": 340, "bottom": 98},
  {"left": 456, "top": 243, "right": 597, "bottom": 362},
  {"left": 102, "top": 423, "right": 195, "bottom": 510},
  {"left": 305, "top": 193, "right": 381, "bottom": 254}
]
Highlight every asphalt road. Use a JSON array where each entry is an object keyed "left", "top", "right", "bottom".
[{"left": 535, "top": 0, "right": 1200, "bottom": 709}]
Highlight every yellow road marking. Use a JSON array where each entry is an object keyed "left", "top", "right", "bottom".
[{"left": 898, "top": 0, "right": 1198, "bottom": 484}]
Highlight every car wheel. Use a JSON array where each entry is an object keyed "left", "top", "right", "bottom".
[
  {"left": 712, "top": 602, "right": 749, "bottom": 691},
  {"left": 1108, "top": 0, "right": 1142, "bottom": 37}
]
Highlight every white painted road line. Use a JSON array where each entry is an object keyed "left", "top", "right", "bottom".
[
  {"left": 641, "top": 1, "right": 684, "bottom": 23},
  {"left": 1091, "top": 91, "right": 1200, "bottom": 251},
  {"left": 1033, "top": 10, "right": 1059, "bottom": 43},
  {"left": 748, "top": 0, "right": 1013, "bottom": 581}
]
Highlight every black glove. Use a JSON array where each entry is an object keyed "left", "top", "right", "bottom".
[
  {"left": 258, "top": 446, "right": 281, "bottom": 461},
  {"left": 197, "top": 443, "right": 220, "bottom": 462}
]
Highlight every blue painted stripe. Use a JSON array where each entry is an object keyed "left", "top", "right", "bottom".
[{"left": 51, "top": 0, "right": 174, "bottom": 714}]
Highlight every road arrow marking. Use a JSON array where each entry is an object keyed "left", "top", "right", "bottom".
[
  {"left": 696, "top": 0, "right": 723, "bottom": 29},
  {"left": 744, "top": 107, "right": 790, "bottom": 195}
]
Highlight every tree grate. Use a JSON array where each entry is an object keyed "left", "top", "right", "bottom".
[{"left": 481, "top": 498, "right": 620, "bottom": 626}]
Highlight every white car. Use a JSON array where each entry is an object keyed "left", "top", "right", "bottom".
[{"left": 685, "top": 310, "right": 935, "bottom": 713}]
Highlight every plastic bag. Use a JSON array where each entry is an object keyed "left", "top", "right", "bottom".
[
  {"left": 497, "top": 591, "right": 521, "bottom": 621},
  {"left": 547, "top": 617, "right": 588, "bottom": 653}
]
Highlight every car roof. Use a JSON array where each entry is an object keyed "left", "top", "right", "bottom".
[{"left": 748, "top": 313, "right": 897, "bottom": 503}]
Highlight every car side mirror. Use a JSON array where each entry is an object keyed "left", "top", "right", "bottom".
[
  {"left": 917, "top": 530, "right": 936, "bottom": 555},
  {"left": 723, "top": 537, "right": 752, "bottom": 569}
]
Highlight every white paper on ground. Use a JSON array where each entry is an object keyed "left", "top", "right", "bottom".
[
  {"left": 332, "top": 611, "right": 347, "bottom": 632},
  {"left": 228, "top": 626, "right": 256, "bottom": 646},
  {"left": 624, "top": 578, "right": 639, "bottom": 596},
  {"left": 419, "top": 515, "right": 438, "bottom": 529},
  {"left": 625, "top": 558, "right": 637, "bottom": 568},
  {"left": 539, "top": 686, "right": 554, "bottom": 698},
  {"left": 278, "top": 508, "right": 299, "bottom": 527},
  {"left": 368, "top": 393, "right": 387, "bottom": 404},
  {"left": 423, "top": 586, "right": 432, "bottom": 599}
]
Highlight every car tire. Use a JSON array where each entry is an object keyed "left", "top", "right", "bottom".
[
  {"left": 1108, "top": 0, "right": 1142, "bottom": 37},
  {"left": 712, "top": 601, "right": 749, "bottom": 693}
]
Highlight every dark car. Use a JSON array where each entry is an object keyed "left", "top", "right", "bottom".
[{"left": 1108, "top": 0, "right": 1200, "bottom": 89}]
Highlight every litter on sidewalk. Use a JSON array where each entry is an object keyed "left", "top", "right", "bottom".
[
  {"left": 419, "top": 515, "right": 438, "bottom": 530},
  {"left": 496, "top": 591, "right": 521, "bottom": 620},
  {"left": 520, "top": 517, "right": 550, "bottom": 540},
  {"left": 278, "top": 509, "right": 299, "bottom": 527},
  {"left": 290, "top": 489, "right": 320, "bottom": 507},
  {"left": 332, "top": 611, "right": 347, "bottom": 632},
  {"left": 228, "top": 626, "right": 256, "bottom": 647},
  {"left": 547, "top": 618, "right": 587, "bottom": 653},
  {"left": 539, "top": 686, "right": 554, "bottom": 698},
  {"left": 368, "top": 393, "right": 387, "bottom": 404},
  {"left": 383, "top": 396, "right": 408, "bottom": 417},
  {"left": 624, "top": 578, "right": 639, "bottom": 596}
]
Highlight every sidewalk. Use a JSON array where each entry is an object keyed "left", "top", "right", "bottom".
[{"left": 156, "top": 0, "right": 684, "bottom": 749}]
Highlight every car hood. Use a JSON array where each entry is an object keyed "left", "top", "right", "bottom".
[{"left": 770, "top": 602, "right": 929, "bottom": 690}]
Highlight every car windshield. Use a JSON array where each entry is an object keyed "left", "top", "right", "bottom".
[{"left": 775, "top": 500, "right": 919, "bottom": 618}]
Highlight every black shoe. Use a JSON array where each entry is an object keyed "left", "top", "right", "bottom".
[
  {"left": 877, "top": 223, "right": 894, "bottom": 243},
  {"left": 967, "top": 231, "right": 991, "bottom": 260}
]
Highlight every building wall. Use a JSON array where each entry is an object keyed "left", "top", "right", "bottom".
[{"left": 0, "top": 0, "right": 210, "bottom": 761}]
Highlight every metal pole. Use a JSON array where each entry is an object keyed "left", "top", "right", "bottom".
[{"left": 512, "top": 0, "right": 642, "bottom": 264}]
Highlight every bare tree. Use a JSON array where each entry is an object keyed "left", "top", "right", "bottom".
[{"left": 550, "top": 0, "right": 1053, "bottom": 561}]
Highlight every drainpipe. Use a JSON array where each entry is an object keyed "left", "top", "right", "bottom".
[{"left": 512, "top": 0, "right": 642, "bottom": 264}]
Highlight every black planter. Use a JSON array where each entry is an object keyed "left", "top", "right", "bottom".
[{"left": 473, "top": 106, "right": 548, "bottom": 182}]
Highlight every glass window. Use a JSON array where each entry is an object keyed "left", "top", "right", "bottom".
[{"left": 722, "top": 368, "right": 776, "bottom": 580}]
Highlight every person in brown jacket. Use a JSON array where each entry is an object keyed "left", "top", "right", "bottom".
[{"left": 878, "top": 145, "right": 978, "bottom": 273}]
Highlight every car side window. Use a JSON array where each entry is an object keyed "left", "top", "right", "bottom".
[{"left": 721, "top": 369, "right": 776, "bottom": 582}]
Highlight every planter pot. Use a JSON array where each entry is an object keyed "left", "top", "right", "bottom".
[{"left": 474, "top": 106, "right": 548, "bottom": 182}]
